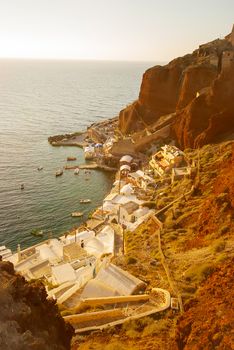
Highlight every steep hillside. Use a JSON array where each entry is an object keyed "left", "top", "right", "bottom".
[
  {"left": 0, "top": 260, "right": 74, "bottom": 350},
  {"left": 73, "top": 141, "right": 234, "bottom": 350}
]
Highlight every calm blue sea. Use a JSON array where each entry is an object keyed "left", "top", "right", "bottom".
[{"left": 0, "top": 59, "right": 153, "bottom": 250}]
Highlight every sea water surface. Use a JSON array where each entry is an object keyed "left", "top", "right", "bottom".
[{"left": 0, "top": 59, "right": 153, "bottom": 251}]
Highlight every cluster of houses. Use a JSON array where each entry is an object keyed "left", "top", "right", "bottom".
[
  {"left": 1, "top": 154, "right": 153, "bottom": 302},
  {"left": 1, "top": 144, "right": 190, "bottom": 306},
  {"left": 118, "top": 145, "right": 191, "bottom": 185},
  {"left": 2, "top": 225, "right": 114, "bottom": 286},
  {"left": 149, "top": 145, "right": 191, "bottom": 183},
  {"left": 1, "top": 216, "right": 146, "bottom": 303}
]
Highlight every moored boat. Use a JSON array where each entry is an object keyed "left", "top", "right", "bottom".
[
  {"left": 71, "top": 211, "right": 83, "bottom": 217},
  {"left": 80, "top": 199, "right": 91, "bottom": 203},
  {"left": 67, "top": 156, "right": 77, "bottom": 161},
  {"left": 74, "top": 168, "right": 80, "bottom": 175},
  {"left": 31, "top": 229, "right": 44, "bottom": 237},
  {"left": 55, "top": 169, "right": 63, "bottom": 177}
]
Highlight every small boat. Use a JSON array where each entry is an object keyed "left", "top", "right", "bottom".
[
  {"left": 71, "top": 211, "right": 83, "bottom": 217},
  {"left": 74, "top": 168, "right": 80, "bottom": 175},
  {"left": 55, "top": 169, "right": 63, "bottom": 177},
  {"left": 80, "top": 199, "right": 91, "bottom": 204},
  {"left": 20, "top": 184, "right": 24, "bottom": 190},
  {"left": 31, "top": 229, "right": 44, "bottom": 237},
  {"left": 67, "top": 157, "right": 77, "bottom": 161},
  {"left": 37, "top": 166, "right": 43, "bottom": 171}
]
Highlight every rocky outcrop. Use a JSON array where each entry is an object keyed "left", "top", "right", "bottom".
[
  {"left": 118, "top": 29, "right": 234, "bottom": 148},
  {"left": 173, "top": 62, "right": 234, "bottom": 148},
  {"left": 0, "top": 261, "right": 74, "bottom": 350}
]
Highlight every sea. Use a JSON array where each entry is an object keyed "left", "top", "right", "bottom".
[{"left": 0, "top": 59, "right": 154, "bottom": 251}]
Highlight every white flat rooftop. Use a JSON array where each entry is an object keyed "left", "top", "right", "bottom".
[{"left": 52, "top": 263, "right": 77, "bottom": 284}]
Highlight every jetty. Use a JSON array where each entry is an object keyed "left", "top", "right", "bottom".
[
  {"left": 48, "top": 131, "right": 88, "bottom": 148},
  {"left": 64, "top": 162, "right": 117, "bottom": 172}
]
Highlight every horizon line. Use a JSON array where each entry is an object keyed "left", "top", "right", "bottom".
[{"left": 0, "top": 56, "right": 166, "bottom": 64}]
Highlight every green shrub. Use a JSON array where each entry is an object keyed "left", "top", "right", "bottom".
[
  {"left": 123, "top": 317, "right": 153, "bottom": 333},
  {"left": 220, "top": 202, "right": 230, "bottom": 213},
  {"left": 222, "top": 150, "right": 232, "bottom": 160},
  {"left": 142, "top": 319, "right": 168, "bottom": 336},
  {"left": 200, "top": 151, "right": 213, "bottom": 165},
  {"left": 164, "top": 231, "right": 177, "bottom": 241},
  {"left": 182, "top": 285, "right": 196, "bottom": 294},
  {"left": 215, "top": 253, "right": 228, "bottom": 264},
  {"left": 177, "top": 229, "right": 187, "bottom": 234},
  {"left": 219, "top": 225, "right": 229, "bottom": 235},
  {"left": 125, "top": 329, "right": 140, "bottom": 339},
  {"left": 185, "top": 263, "right": 215, "bottom": 283},
  {"left": 164, "top": 216, "right": 176, "bottom": 230},
  {"left": 126, "top": 256, "right": 137, "bottom": 265},
  {"left": 156, "top": 198, "right": 168, "bottom": 209},
  {"left": 176, "top": 212, "right": 193, "bottom": 226},
  {"left": 212, "top": 239, "right": 226, "bottom": 253},
  {"left": 105, "top": 343, "right": 128, "bottom": 350},
  {"left": 142, "top": 201, "right": 157, "bottom": 209},
  {"left": 215, "top": 193, "right": 229, "bottom": 205}
]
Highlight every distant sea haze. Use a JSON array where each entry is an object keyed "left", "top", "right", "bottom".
[{"left": 0, "top": 59, "right": 154, "bottom": 251}]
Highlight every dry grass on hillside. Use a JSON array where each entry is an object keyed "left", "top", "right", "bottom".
[{"left": 72, "top": 141, "right": 234, "bottom": 350}]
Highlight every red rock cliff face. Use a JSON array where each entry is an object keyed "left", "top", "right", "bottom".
[
  {"left": 173, "top": 63, "right": 234, "bottom": 149},
  {"left": 176, "top": 64, "right": 217, "bottom": 110},
  {"left": 118, "top": 35, "right": 234, "bottom": 147},
  {"left": 0, "top": 261, "right": 74, "bottom": 350},
  {"left": 119, "top": 55, "right": 196, "bottom": 134},
  {"left": 119, "top": 58, "right": 218, "bottom": 135}
]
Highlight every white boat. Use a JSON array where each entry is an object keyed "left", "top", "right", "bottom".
[
  {"left": 55, "top": 169, "right": 63, "bottom": 177},
  {"left": 74, "top": 168, "right": 80, "bottom": 175},
  {"left": 80, "top": 199, "right": 91, "bottom": 204},
  {"left": 71, "top": 211, "right": 83, "bottom": 217}
]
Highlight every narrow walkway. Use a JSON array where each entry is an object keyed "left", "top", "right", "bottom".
[
  {"left": 151, "top": 215, "right": 184, "bottom": 313},
  {"left": 111, "top": 223, "right": 123, "bottom": 256},
  {"left": 64, "top": 288, "right": 170, "bottom": 334}
]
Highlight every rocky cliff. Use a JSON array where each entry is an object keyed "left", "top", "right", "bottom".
[
  {"left": 173, "top": 62, "right": 234, "bottom": 148},
  {"left": 0, "top": 260, "right": 74, "bottom": 350},
  {"left": 118, "top": 29, "right": 234, "bottom": 149}
]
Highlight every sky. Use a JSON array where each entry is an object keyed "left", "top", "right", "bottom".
[{"left": 0, "top": 0, "right": 233, "bottom": 62}]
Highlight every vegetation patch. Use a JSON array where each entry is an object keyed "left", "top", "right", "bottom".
[{"left": 184, "top": 263, "right": 215, "bottom": 284}]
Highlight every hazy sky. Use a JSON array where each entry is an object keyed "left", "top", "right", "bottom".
[{"left": 0, "top": 0, "right": 233, "bottom": 62}]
